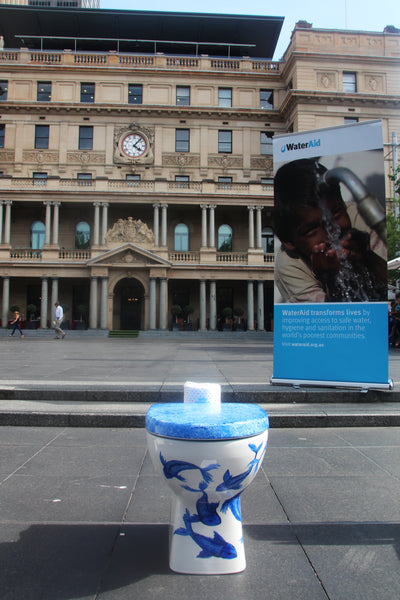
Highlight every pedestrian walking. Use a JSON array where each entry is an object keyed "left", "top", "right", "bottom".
[
  {"left": 8, "top": 310, "right": 24, "bottom": 338},
  {"left": 54, "top": 301, "right": 66, "bottom": 339}
]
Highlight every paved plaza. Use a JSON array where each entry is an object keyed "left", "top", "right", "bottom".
[{"left": 1, "top": 425, "right": 400, "bottom": 600}]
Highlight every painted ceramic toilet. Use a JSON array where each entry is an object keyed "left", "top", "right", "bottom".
[{"left": 145, "top": 384, "right": 269, "bottom": 575}]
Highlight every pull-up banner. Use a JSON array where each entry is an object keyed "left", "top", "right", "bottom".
[{"left": 271, "top": 121, "right": 391, "bottom": 389}]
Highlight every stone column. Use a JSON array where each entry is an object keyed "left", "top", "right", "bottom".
[
  {"left": 153, "top": 204, "right": 160, "bottom": 247},
  {"left": 209, "top": 205, "right": 215, "bottom": 248},
  {"left": 1, "top": 276, "right": 10, "bottom": 328},
  {"left": 199, "top": 280, "right": 207, "bottom": 331},
  {"left": 149, "top": 277, "right": 157, "bottom": 330},
  {"left": 247, "top": 280, "right": 254, "bottom": 331},
  {"left": 89, "top": 276, "right": 98, "bottom": 329},
  {"left": 93, "top": 202, "right": 100, "bottom": 246},
  {"left": 44, "top": 202, "right": 52, "bottom": 246},
  {"left": 52, "top": 202, "right": 60, "bottom": 246},
  {"left": 159, "top": 278, "right": 167, "bottom": 330},
  {"left": 101, "top": 203, "right": 109, "bottom": 246},
  {"left": 51, "top": 278, "right": 59, "bottom": 317},
  {"left": 40, "top": 277, "right": 48, "bottom": 329},
  {"left": 161, "top": 204, "right": 168, "bottom": 247},
  {"left": 0, "top": 202, "right": 4, "bottom": 244},
  {"left": 256, "top": 207, "right": 263, "bottom": 249},
  {"left": 201, "top": 205, "right": 208, "bottom": 247},
  {"left": 100, "top": 277, "right": 108, "bottom": 329},
  {"left": 248, "top": 206, "right": 255, "bottom": 249},
  {"left": 4, "top": 200, "right": 12, "bottom": 245},
  {"left": 257, "top": 281, "right": 265, "bottom": 331},
  {"left": 209, "top": 280, "right": 217, "bottom": 331}
]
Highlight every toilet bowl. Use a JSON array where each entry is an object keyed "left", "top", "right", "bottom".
[{"left": 145, "top": 402, "right": 269, "bottom": 575}]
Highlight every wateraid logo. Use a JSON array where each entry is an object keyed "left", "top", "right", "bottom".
[{"left": 280, "top": 138, "right": 321, "bottom": 153}]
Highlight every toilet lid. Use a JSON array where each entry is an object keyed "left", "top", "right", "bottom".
[{"left": 145, "top": 403, "right": 269, "bottom": 440}]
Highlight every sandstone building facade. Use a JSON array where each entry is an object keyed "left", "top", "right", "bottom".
[{"left": 0, "top": 7, "right": 399, "bottom": 332}]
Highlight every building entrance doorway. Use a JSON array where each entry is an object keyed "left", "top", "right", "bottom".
[{"left": 114, "top": 278, "right": 144, "bottom": 330}]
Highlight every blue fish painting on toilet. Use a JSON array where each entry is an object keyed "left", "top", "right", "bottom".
[{"left": 146, "top": 399, "right": 269, "bottom": 575}]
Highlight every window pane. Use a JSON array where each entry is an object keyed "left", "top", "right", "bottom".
[
  {"left": 81, "top": 83, "right": 95, "bottom": 103},
  {"left": 77, "top": 173, "right": 92, "bottom": 186},
  {"left": 175, "top": 129, "right": 190, "bottom": 152},
  {"left": 344, "top": 117, "right": 359, "bottom": 124},
  {"left": 0, "top": 81, "right": 8, "bottom": 101},
  {"left": 260, "top": 131, "right": 273, "bottom": 155},
  {"left": 343, "top": 72, "right": 357, "bottom": 93},
  {"left": 75, "top": 221, "right": 90, "bottom": 249},
  {"left": 176, "top": 86, "right": 190, "bottom": 105},
  {"left": 218, "top": 130, "right": 232, "bottom": 153},
  {"left": 218, "top": 224, "right": 232, "bottom": 251},
  {"left": 219, "top": 88, "right": 232, "bottom": 107},
  {"left": 31, "top": 221, "right": 45, "bottom": 249},
  {"left": 260, "top": 89, "right": 273, "bottom": 109},
  {"left": 128, "top": 84, "right": 142, "bottom": 104},
  {"left": 37, "top": 82, "right": 51, "bottom": 102},
  {"left": 174, "top": 223, "right": 189, "bottom": 251},
  {"left": 79, "top": 126, "right": 93, "bottom": 150},
  {"left": 33, "top": 172, "right": 47, "bottom": 186},
  {"left": 35, "top": 125, "right": 49, "bottom": 149},
  {"left": 262, "top": 226, "right": 274, "bottom": 253},
  {"left": 0, "top": 124, "right": 4, "bottom": 148}
]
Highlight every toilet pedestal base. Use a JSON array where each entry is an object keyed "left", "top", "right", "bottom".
[{"left": 169, "top": 496, "right": 246, "bottom": 575}]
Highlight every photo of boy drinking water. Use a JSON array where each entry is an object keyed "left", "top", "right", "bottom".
[{"left": 273, "top": 158, "right": 387, "bottom": 303}]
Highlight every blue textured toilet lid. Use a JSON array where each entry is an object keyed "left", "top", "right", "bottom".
[{"left": 145, "top": 403, "right": 269, "bottom": 440}]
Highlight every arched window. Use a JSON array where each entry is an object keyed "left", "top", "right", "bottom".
[
  {"left": 218, "top": 224, "right": 232, "bottom": 252},
  {"left": 262, "top": 226, "right": 274, "bottom": 253},
  {"left": 30, "top": 221, "right": 45, "bottom": 249},
  {"left": 75, "top": 221, "right": 91, "bottom": 249},
  {"left": 174, "top": 223, "right": 189, "bottom": 251}
]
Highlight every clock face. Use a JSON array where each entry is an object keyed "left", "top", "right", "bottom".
[{"left": 121, "top": 133, "right": 147, "bottom": 158}]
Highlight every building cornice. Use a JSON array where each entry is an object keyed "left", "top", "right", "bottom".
[{"left": 279, "top": 89, "right": 400, "bottom": 117}]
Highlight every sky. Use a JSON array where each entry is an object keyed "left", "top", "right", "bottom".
[{"left": 100, "top": 0, "right": 400, "bottom": 60}]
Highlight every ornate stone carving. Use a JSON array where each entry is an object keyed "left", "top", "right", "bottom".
[
  {"left": 162, "top": 153, "right": 200, "bottom": 167},
  {"left": 105, "top": 217, "right": 155, "bottom": 248},
  {"left": 366, "top": 75, "right": 383, "bottom": 92},
  {"left": 250, "top": 156, "right": 274, "bottom": 172},
  {"left": 67, "top": 151, "right": 105, "bottom": 164},
  {"left": 0, "top": 150, "right": 15, "bottom": 162},
  {"left": 317, "top": 71, "right": 336, "bottom": 90},
  {"left": 208, "top": 155, "right": 243, "bottom": 169},
  {"left": 22, "top": 151, "right": 58, "bottom": 163}
]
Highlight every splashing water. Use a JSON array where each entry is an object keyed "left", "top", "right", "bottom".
[{"left": 319, "top": 199, "right": 377, "bottom": 302}]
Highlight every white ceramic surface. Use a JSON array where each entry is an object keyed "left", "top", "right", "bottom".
[{"left": 147, "top": 430, "right": 268, "bottom": 574}]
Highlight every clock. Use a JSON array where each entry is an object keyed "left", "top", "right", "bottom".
[{"left": 121, "top": 133, "right": 147, "bottom": 158}]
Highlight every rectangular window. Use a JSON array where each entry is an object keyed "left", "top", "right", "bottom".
[
  {"left": 218, "top": 130, "right": 232, "bottom": 154},
  {"left": 260, "top": 89, "right": 273, "bottom": 109},
  {"left": 77, "top": 172, "right": 92, "bottom": 186},
  {"left": 128, "top": 84, "right": 142, "bottom": 104},
  {"left": 175, "top": 175, "right": 189, "bottom": 188},
  {"left": 37, "top": 81, "right": 51, "bottom": 102},
  {"left": 218, "top": 177, "right": 232, "bottom": 189},
  {"left": 343, "top": 72, "right": 357, "bottom": 93},
  {"left": 218, "top": 88, "right": 232, "bottom": 107},
  {"left": 175, "top": 129, "right": 190, "bottom": 152},
  {"left": 0, "top": 81, "right": 8, "bottom": 101},
  {"left": 81, "top": 83, "right": 95, "bottom": 103},
  {"left": 260, "top": 131, "right": 273, "bottom": 155},
  {"left": 126, "top": 174, "right": 140, "bottom": 187},
  {"left": 0, "top": 124, "right": 4, "bottom": 148},
  {"left": 176, "top": 86, "right": 190, "bottom": 106},
  {"left": 33, "top": 172, "right": 47, "bottom": 187},
  {"left": 79, "top": 125, "right": 93, "bottom": 150},
  {"left": 344, "top": 117, "right": 359, "bottom": 124},
  {"left": 35, "top": 125, "right": 49, "bottom": 149}
]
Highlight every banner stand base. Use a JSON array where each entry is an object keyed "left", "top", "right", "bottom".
[{"left": 270, "top": 377, "right": 394, "bottom": 391}]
